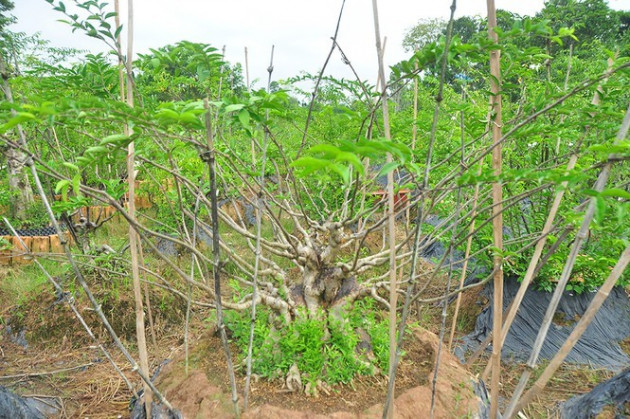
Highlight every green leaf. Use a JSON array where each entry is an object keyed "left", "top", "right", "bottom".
[
  {"left": 179, "top": 111, "right": 203, "bottom": 128},
  {"left": 62, "top": 162, "right": 80, "bottom": 172},
  {"left": 76, "top": 156, "right": 92, "bottom": 166},
  {"left": 601, "top": 188, "right": 630, "bottom": 200},
  {"left": 377, "top": 162, "right": 399, "bottom": 178},
  {"left": 197, "top": 64, "right": 210, "bottom": 82},
  {"left": 224, "top": 104, "right": 245, "bottom": 113},
  {"left": 1, "top": 112, "right": 37, "bottom": 132},
  {"left": 55, "top": 179, "right": 70, "bottom": 194},
  {"left": 329, "top": 163, "right": 351, "bottom": 185},
  {"left": 309, "top": 144, "right": 340, "bottom": 159},
  {"left": 85, "top": 145, "right": 107, "bottom": 155},
  {"left": 594, "top": 195, "right": 607, "bottom": 224},
  {"left": 291, "top": 157, "right": 330, "bottom": 171},
  {"left": 72, "top": 174, "right": 82, "bottom": 197},
  {"left": 238, "top": 109, "right": 250, "bottom": 129},
  {"left": 155, "top": 108, "right": 179, "bottom": 122},
  {"left": 100, "top": 134, "right": 130, "bottom": 146},
  {"left": 55, "top": 180, "right": 70, "bottom": 201},
  {"left": 335, "top": 151, "right": 364, "bottom": 175}
]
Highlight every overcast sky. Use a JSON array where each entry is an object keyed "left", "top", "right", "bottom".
[{"left": 11, "top": 0, "right": 630, "bottom": 87}]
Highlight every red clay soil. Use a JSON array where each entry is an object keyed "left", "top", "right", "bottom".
[{"left": 154, "top": 328, "right": 483, "bottom": 418}]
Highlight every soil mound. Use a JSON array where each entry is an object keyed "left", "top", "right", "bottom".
[{"left": 135, "top": 328, "right": 488, "bottom": 418}]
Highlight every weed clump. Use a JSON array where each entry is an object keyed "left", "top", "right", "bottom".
[{"left": 223, "top": 298, "right": 391, "bottom": 386}]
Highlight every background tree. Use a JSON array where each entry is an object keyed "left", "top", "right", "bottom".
[
  {"left": 1, "top": 0, "right": 35, "bottom": 221},
  {"left": 537, "top": 0, "right": 630, "bottom": 55},
  {"left": 402, "top": 18, "right": 446, "bottom": 52}
]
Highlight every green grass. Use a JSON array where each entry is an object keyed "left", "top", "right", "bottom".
[{"left": 0, "top": 259, "right": 65, "bottom": 308}]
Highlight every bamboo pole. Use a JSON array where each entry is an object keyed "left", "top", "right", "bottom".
[
  {"left": 411, "top": 62, "right": 419, "bottom": 152},
  {"left": 478, "top": 58, "right": 610, "bottom": 377},
  {"left": 375, "top": 36, "right": 388, "bottom": 91},
  {"left": 244, "top": 46, "right": 256, "bottom": 163},
  {"left": 370, "top": 2, "right": 396, "bottom": 417},
  {"left": 480, "top": 154, "right": 577, "bottom": 382},
  {"left": 485, "top": 2, "right": 504, "bottom": 417},
  {"left": 406, "top": 60, "right": 419, "bottom": 234},
  {"left": 244, "top": 45, "right": 274, "bottom": 411},
  {"left": 244, "top": 46, "right": 250, "bottom": 92},
  {"left": 203, "top": 98, "right": 240, "bottom": 416},
  {"left": 121, "top": 1, "right": 153, "bottom": 416},
  {"left": 382, "top": 2, "right": 457, "bottom": 416}
]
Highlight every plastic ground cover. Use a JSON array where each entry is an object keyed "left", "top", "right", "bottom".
[
  {"left": 457, "top": 276, "right": 630, "bottom": 370},
  {"left": 561, "top": 367, "right": 630, "bottom": 418}
]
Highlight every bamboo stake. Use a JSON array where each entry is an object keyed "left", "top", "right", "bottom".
[
  {"left": 296, "top": 0, "right": 347, "bottom": 158},
  {"left": 114, "top": 0, "right": 125, "bottom": 103},
  {"left": 503, "top": 102, "right": 630, "bottom": 418},
  {"left": 370, "top": 2, "right": 396, "bottom": 417},
  {"left": 426, "top": 4, "right": 458, "bottom": 418},
  {"left": 477, "top": 58, "right": 609, "bottom": 374},
  {"left": 513, "top": 245, "right": 630, "bottom": 413},
  {"left": 382, "top": 2, "right": 457, "bottom": 415},
  {"left": 411, "top": 62, "right": 419, "bottom": 152},
  {"left": 120, "top": 1, "right": 152, "bottom": 415},
  {"left": 244, "top": 46, "right": 250, "bottom": 92},
  {"left": 139, "top": 245, "right": 157, "bottom": 348},
  {"left": 203, "top": 98, "right": 240, "bottom": 416},
  {"left": 405, "top": 60, "right": 418, "bottom": 233},
  {"left": 244, "top": 46, "right": 256, "bottom": 163},
  {"left": 448, "top": 90, "right": 479, "bottom": 352},
  {"left": 485, "top": 2, "right": 504, "bottom": 417},
  {"left": 480, "top": 154, "right": 577, "bottom": 382},
  {"left": 375, "top": 36, "right": 387, "bottom": 91},
  {"left": 244, "top": 45, "right": 274, "bottom": 411}
]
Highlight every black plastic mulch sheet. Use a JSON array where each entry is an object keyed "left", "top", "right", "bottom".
[
  {"left": 561, "top": 368, "right": 630, "bottom": 418},
  {"left": 0, "top": 387, "right": 45, "bottom": 419},
  {"left": 457, "top": 276, "right": 630, "bottom": 370}
]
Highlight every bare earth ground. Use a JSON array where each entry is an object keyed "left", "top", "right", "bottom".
[
  {"left": 1, "top": 263, "right": 627, "bottom": 418},
  {"left": 0, "top": 314, "right": 475, "bottom": 418}
]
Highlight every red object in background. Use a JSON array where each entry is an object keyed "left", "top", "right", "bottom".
[{"left": 371, "top": 189, "right": 410, "bottom": 211}]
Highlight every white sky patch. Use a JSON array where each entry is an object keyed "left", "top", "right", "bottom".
[{"left": 11, "top": 0, "right": 630, "bottom": 86}]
